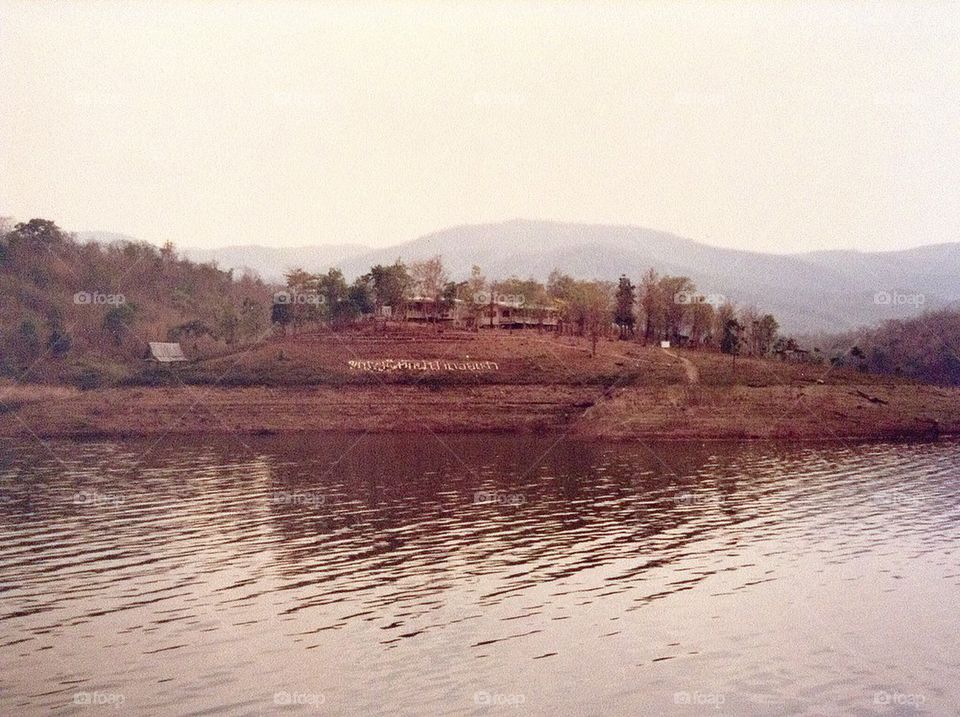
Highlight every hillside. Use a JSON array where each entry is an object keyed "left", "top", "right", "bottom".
[
  {"left": 165, "top": 220, "right": 960, "bottom": 334},
  {"left": 0, "top": 219, "right": 272, "bottom": 386},
  {"left": 2, "top": 329, "right": 958, "bottom": 440}
]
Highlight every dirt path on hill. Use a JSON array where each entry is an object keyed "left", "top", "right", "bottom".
[{"left": 661, "top": 348, "right": 699, "bottom": 384}]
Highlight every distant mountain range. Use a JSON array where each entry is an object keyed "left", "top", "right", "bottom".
[{"left": 77, "top": 221, "right": 960, "bottom": 334}]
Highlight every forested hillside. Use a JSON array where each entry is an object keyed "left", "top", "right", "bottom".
[
  {"left": 815, "top": 310, "right": 960, "bottom": 386},
  {"left": 0, "top": 218, "right": 271, "bottom": 385}
]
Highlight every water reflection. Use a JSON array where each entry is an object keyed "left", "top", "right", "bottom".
[{"left": 0, "top": 435, "right": 958, "bottom": 715}]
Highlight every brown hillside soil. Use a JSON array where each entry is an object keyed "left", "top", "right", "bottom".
[{"left": 1, "top": 332, "right": 958, "bottom": 440}]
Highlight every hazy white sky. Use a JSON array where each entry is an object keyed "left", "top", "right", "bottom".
[{"left": 1, "top": 1, "right": 958, "bottom": 252}]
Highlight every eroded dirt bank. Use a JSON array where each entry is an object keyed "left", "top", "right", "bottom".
[{"left": 1, "top": 381, "right": 957, "bottom": 440}]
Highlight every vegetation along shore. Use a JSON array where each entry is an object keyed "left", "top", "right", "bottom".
[{"left": 1, "top": 217, "right": 958, "bottom": 440}]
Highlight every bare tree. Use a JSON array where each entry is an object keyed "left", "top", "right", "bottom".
[{"left": 409, "top": 255, "right": 448, "bottom": 324}]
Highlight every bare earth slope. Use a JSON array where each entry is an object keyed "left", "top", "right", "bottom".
[{"left": 1, "top": 330, "right": 958, "bottom": 440}]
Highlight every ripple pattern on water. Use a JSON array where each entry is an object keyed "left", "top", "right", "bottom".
[{"left": 0, "top": 435, "right": 958, "bottom": 716}]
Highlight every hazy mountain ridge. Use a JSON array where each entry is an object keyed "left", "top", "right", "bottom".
[{"left": 78, "top": 220, "right": 959, "bottom": 334}]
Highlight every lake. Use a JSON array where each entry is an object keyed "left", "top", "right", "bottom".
[{"left": 1, "top": 434, "right": 958, "bottom": 715}]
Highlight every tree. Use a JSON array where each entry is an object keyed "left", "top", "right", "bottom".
[
  {"left": 239, "top": 298, "right": 266, "bottom": 340},
  {"left": 0, "top": 216, "right": 12, "bottom": 262},
  {"left": 47, "top": 313, "right": 72, "bottom": 357},
  {"left": 14, "top": 319, "right": 41, "bottom": 368},
  {"left": 308, "top": 268, "right": 356, "bottom": 326},
  {"left": 687, "top": 301, "right": 715, "bottom": 347},
  {"left": 614, "top": 275, "right": 635, "bottom": 339},
  {"left": 713, "top": 300, "right": 737, "bottom": 349},
  {"left": 850, "top": 345, "right": 867, "bottom": 372},
  {"left": 547, "top": 270, "right": 577, "bottom": 334},
  {"left": 739, "top": 305, "right": 761, "bottom": 355},
  {"left": 721, "top": 318, "right": 744, "bottom": 360},
  {"left": 3, "top": 219, "right": 69, "bottom": 280},
  {"left": 409, "top": 255, "right": 448, "bottom": 324},
  {"left": 6, "top": 218, "right": 67, "bottom": 249},
  {"left": 347, "top": 277, "right": 375, "bottom": 316},
  {"left": 639, "top": 268, "right": 662, "bottom": 343},
  {"left": 271, "top": 302, "right": 293, "bottom": 334},
  {"left": 366, "top": 261, "right": 410, "bottom": 316},
  {"left": 284, "top": 267, "right": 317, "bottom": 332},
  {"left": 217, "top": 305, "right": 240, "bottom": 345},
  {"left": 316, "top": 269, "right": 348, "bottom": 315},
  {"left": 754, "top": 314, "right": 779, "bottom": 356},
  {"left": 571, "top": 281, "right": 613, "bottom": 356},
  {"left": 658, "top": 275, "right": 695, "bottom": 342},
  {"left": 466, "top": 265, "right": 487, "bottom": 329},
  {"left": 102, "top": 304, "right": 136, "bottom": 346}
]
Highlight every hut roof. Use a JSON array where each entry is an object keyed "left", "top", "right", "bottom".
[{"left": 148, "top": 342, "right": 188, "bottom": 363}]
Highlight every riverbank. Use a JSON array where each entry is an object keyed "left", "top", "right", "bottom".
[{"left": 2, "top": 331, "right": 958, "bottom": 440}]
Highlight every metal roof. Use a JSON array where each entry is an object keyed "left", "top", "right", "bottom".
[{"left": 148, "top": 342, "right": 188, "bottom": 363}]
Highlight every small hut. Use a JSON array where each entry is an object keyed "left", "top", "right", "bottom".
[{"left": 147, "top": 342, "right": 188, "bottom": 363}]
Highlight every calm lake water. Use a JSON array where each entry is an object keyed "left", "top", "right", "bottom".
[{"left": 1, "top": 434, "right": 958, "bottom": 716}]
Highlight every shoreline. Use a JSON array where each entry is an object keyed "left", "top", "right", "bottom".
[{"left": 2, "top": 380, "right": 958, "bottom": 441}]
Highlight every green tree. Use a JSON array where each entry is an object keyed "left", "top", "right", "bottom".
[
  {"left": 365, "top": 261, "right": 410, "bottom": 316},
  {"left": 347, "top": 277, "right": 375, "bottom": 316},
  {"left": 102, "top": 304, "right": 136, "bottom": 346},
  {"left": 47, "top": 314, "right": 71, "bottom": 357},
  {"left": 15, "top": 319, "right": 42, "bottom": 367},
  {"left": 6, "top": 218, "right": 67, "bottom": 249},
  {"left": 271, "top": 302, "right": 293, "bottom": 334},
  {"left": 721, "top": 318, "right": 744, "bottom": 359},
  {"left": 614, "top": 275, "right": 635, "bottom": 339},
  {"left": 754, "top": 314, "right": 780, "bottom": 356}
]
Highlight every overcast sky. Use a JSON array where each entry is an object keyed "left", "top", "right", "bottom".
[{"left": 1, "top": 1, "right": 958, "bottom": 253}]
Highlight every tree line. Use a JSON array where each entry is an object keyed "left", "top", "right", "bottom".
[
  {"left": 812, "top": 310, "right": 960, "bottom": 385},
  {"left": 271, "top": 255, "right": 788, "bottom": 359},
  {"left": 5, "top": 217, "right": 955, "bottom": 385}
]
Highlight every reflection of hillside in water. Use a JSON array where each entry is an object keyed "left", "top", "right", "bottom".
[{"left": 1, "top": 435, "right": 958, "bottom": 715}]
